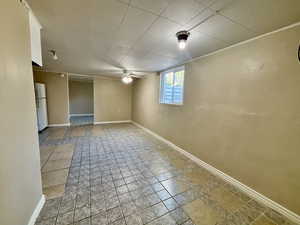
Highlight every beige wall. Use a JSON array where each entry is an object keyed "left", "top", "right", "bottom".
[
  {"left": 0, "top": 1, "right": 43, "bottom": 225},
  {"left": 94, "top": 77, "right": 132, "bottom": 122},
  {"left": 34, "top": 71, "right": 69, "bottom": 125},
  {"left": 69, "top": 80, "right": 94, "bottom": 115},
  {"left": 132, "top": 25, "right": 300, "bottom": 214}
]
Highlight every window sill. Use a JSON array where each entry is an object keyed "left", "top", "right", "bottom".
[{"left": 160, "top": 102, "right": 183, "bottom": 106}]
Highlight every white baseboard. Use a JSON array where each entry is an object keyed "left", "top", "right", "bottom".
[
  {"left": 48, "top": 123, "right": 70, "bottom": 127},
  {"left": 131, "top": 121, "right": 300, "bottom": 224},
  {"left": 27, "top": 195, "right": 45, "bottom": 225},
  {"left": 69, "top": 114, "right": 94, "bottom": 117},
  {"left": 94, "top": 120, "right": 131, "bottom": 125}
]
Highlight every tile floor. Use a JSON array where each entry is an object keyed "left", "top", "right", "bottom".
[
  {"left": 36, "top": 123, "right": 296, "bottom": 225},
  {"left": 70, "top": 116, "right": 94, "bottom": 126},
  {"left": 39, "top": 129, "right": 75, "bottom": 199}
]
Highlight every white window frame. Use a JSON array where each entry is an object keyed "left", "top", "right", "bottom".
[{"left": 159, "top": 65, "right": 185, "bottom": 105}]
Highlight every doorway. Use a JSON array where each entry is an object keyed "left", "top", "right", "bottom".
[{"left": 68, "top": 76, "right": 94, "bottom": 126}]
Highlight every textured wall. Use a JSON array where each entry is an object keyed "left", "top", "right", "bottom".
[
  {"left": 94, "top": 77, "right": 132, "bottom": 122},
  {"left": 0, "top": 1, "right": 43, "bottom": 225},
  {"left": 69, "top": 80, "right": 94, "bottom": 115},
  {"left": 132, "top": 25, "right": 300, "bottom": 214},
  {"left": 34, "top": 71, "right": 69, "bottom": 125}
]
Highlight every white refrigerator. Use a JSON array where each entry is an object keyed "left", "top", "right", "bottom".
[{"left": 35, "top": 83, "right": 48, "bottom": 131}]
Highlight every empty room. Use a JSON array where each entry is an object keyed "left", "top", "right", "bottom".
[{"left": 1, "top": 0, "right": 300, "bottom": 225}]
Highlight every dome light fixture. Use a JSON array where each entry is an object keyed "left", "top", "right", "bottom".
[
  {"left": 176, "top": 31, "right": 190, "bottom": 50},
  {"left": 122, "top": 76, "right": 133, "bottom": 84},
  {"left": 49, "top": 50, "right": 58, "bottom": 60},
  {"left": 175, "top": 10, "right": 220, "bottom": 50}
]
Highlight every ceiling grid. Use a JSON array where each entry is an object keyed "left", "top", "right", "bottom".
[{"left": 27, "top": 0, "right": 300, "bottom": 76}]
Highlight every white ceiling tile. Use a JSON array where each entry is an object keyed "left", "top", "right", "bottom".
[
  {"left": 162, "top": 0, "right": 207, "bottom": 25},
  {"left": 49, "top": 0, "right": 93, "bottom": 31},
  {"left": 113, "top": 6, "right": 158, "bottom": 47},
  {"left": 197, "top": 0, "right": 218, "bottom": 7},
  {"left": 122, "top": 52, "right": 178, "bottom": 71},
  {"left": 126, "top": 48, "right": 150, "bottom": 59},
  {"left": 191, "top": 12, "right": 257, "bottom": 45},
  {"left": 130, "top": 17, "right": 182, "bottom": 57},
  {"left": 208, "top": 0, "right": 237, "bottom": 11},
  {"left": 186, "top": 31, "right": 229, "bottom": 57},
  {"left": 27, "top": 0, "right": 300, "bottom": 75},
  {"left": 106, "top": 45, "right": 131, "bottom": 67},
  {"left": 183, "top": 7, "right": 215, "bottom": 30},
  {"left": 90, "top": 0, "right": 128, "bottom": 31},
  {"left": 130, "top": 0, "right": 171, "bottom": 14},
  {"left": 131, "top": 34, "right": 162, "bottom": 53},
  {"left": 210, "top": 0, "right": 300, "bottom": 34},
  {"left": 146, "top": 17, "right": 183, "bottom": 39},
  {"left": 149, "top": 35, "right": 192, "bottom": 61}
]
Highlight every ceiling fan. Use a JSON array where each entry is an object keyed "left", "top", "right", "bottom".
[{"left": 121, "top": 69, "right": 145, "bottom": 84}]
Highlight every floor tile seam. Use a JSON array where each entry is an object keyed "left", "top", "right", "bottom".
[
  {"left": 72, "top": 143, "right": 85, "bottom": 224},
  {"left": 41, "top": 143, "right": 59, "bottom": 170},
  {"left": 42, "top": 164, "right": 73, "bottom": 174},
  {"left": 142, "top": 203, "right": 179, "bottom": 225},
  {"left": 249, "top": 213, "right": 265, "bottom": 225},
  {"left": 262, "top": 211, "right": 284, "bottom": 225}
]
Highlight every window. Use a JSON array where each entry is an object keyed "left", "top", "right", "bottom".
[{"left": 160, "top": 66, "right": 185, "bottom": 105}]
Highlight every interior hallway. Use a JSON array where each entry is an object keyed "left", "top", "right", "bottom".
[{"left": 36, "top": 123, "right": 294, "bottom": 225}]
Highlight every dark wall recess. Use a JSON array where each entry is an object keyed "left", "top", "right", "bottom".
[{"left": 298, "top": 45, "right": 300, "bottom": 62}]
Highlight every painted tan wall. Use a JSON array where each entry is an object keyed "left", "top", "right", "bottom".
[
  {"left": 132, "top": 25, "right": 300, "bottom": 214},
  {"left": 0, "top": 1, "right": 43, "bottom": 225},
  {"left": 69, "top": 80, "right": 94, "bottom": 115},
  {"left": 94, "top": 77, "right": 132, "bottom": 122},
  {"left": 34, "top": 71, "right": 69, "bottom": 125}
]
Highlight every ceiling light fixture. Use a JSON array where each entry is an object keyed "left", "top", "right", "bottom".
[
  {"left": 176, "top": 31, "right": 190, "bottom": 50},
  {"left": 122, "top": 76, "right": 133, "bottom": 84},
  {"left": 49, "top": 50, "right": 58, "bottom": 60},
  {"left": 175, "top": 10, "right": 220, "bottom": 50}
]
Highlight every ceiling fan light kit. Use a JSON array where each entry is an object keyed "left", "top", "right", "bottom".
[{"left": 122, "top": 76, "right": 133, "bottom": 84}]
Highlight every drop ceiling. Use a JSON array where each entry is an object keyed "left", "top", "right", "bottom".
[{"left": 27, "top": 0, "right": 300, "bottom": 77}]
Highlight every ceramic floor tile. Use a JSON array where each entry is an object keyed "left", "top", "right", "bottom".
[
  {"left": 40, "top": 146, "right": 56, "bottom": 168},
  {"left": 56, "top": 210, "right": 74, "bottom": 225},
  {"left": 69, "top": 127, "right": 86, "bottom": 137},
  {"left": 35, "top": 216, "right": 57, "bottom": 225},
  {"left": 74, "top": 217, "right": 91, "bottom": 225},
  {"left": 50, "top": 148, "right": 74, "bottom": 161},
  {"left": 74, "top": 205, "right": 90, "bottom": 222},
  {"left": 42, "top": 159, "right": 72, "bottom": 172},
  {"left": 148, "top": 213, "right": 176, "bottom": 225},
  {"left": 125, "top": 213, "right": 143, "bottom": 225},
  {"left": 164, "top": 198, "right": 179, "bottom": 211},
  {"left": 183, "top": 199, "right": 223, "bottom": 225},
  {"left": 251, "top": 215, "right": 278, "bottom": 225},
  {"left": 43, "top": 184, "right": 65, "bottom": 199},
  {"left": 169, "top": 207, "right": 189, "bottom": 224},
  {"left": 36, "top": 124, "right": 291, "bottom": 225},
  {"left": 161, "top": 178, "right": 190, "bottom": 196},
  {"left": 265, "top": 209, "right": 287, "bottom": 225},
  {"left": 59, "top": 198, "right": 76, "bottom": 214},
  {"left": 42, "top": 169, "right": 69, "bottom": 188},
  {"left": 210, "top": 186, "right": 246, "bottom": 213},
  {"left": 92, "top": 126, "right": 103, "bottom": 136},
  {"left": 47, "top": 128, "right": 66, "bottom": 140},
  {"left": 91, "top": 212, "right": 108, "bottom": 225}
]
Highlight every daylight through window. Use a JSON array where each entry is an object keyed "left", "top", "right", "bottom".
[{"left": 160, "top": 66, "right": 185, "bottom": 105}]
